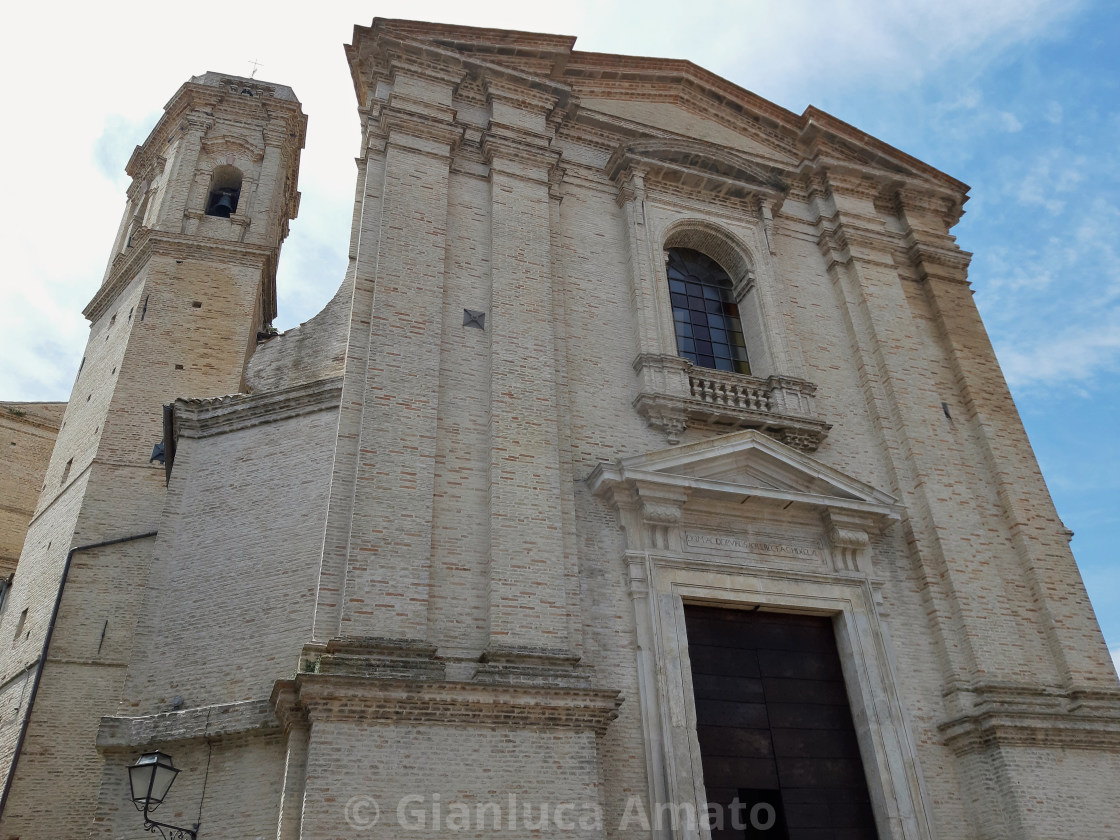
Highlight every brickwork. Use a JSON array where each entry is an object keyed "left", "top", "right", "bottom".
[
  {"left": 0, "top": 72, "right": 305, "bottom": 838},
  {"left": 120, "top": 395, "right": 339, "bottom": 713},
  {"left": 300, "top": 722, "right": 606, "bottom": 838},
  {"left": 0, "top": 403, "right": 63, "bottom": 578},
  {"left": 2, "top": 19, "right": 1118, "bottom": 840}
]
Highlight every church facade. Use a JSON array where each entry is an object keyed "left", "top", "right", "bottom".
[{"left": 0, "top": 18, "right": 1117, "bottom": 839}]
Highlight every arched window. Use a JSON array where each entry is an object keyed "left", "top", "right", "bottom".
[{"left": 667, "top": 247, "right": 751, "bottom": 375}]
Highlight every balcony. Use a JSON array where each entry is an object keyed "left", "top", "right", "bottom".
[{"left": 632, "top": 354, "right": 830, "bottom": 451}]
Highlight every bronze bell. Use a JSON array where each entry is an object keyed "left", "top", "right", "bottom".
[{"left": 207, "top": 190, "right": 236, "bottom": 218}]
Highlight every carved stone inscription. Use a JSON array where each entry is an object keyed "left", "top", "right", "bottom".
[{"left": 684, "top": 529, "right": 826, "bottom": 567}]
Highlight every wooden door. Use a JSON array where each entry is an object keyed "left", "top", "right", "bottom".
[{"left": 685, "top": 605, "right": 879, "bottom": 840}]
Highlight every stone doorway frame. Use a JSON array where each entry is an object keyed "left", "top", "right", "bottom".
[{"left": 588, "top": 431, "right": 937, "bottom": 840}]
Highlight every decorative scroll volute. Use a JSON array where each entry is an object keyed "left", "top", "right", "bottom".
[
  {"left": 602, "top": 480, "right": 689, "bottom": 554},
  {"left": 823, "top": 509, "right": 875, "bottom": 575},
  {"left": 634, "top": 483, "right": 688, "bottom": 553}
]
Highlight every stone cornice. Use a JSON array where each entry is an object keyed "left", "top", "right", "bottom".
[
  {"left": 648, "top": 179, "right": 777, "bottom": 218},
  {"left": 565, "top": 58, "right": 968, "bottom": 200},
  {"left": 481, "top": 123, "right": 560, "bottom": 178},
  {"left": 479, "top": 69, "right": 564, "bottom": 113},
  {"left": 375, "top": 97, "right": 465, "bottom": 155},
  {"left": 476, "top": 646, "right": 591, "bottom": 688},
  {"left": 385, "top": 49, "right": 468, "bottom": 90},
  {"left": 940, "top": 708, "right": 1120, "bottom": 754},
  {"left": 1, "top": 403, "right": 64, "bottom": 436},
  {"left": 906, "top": 238, "right": 973, "bottom": 284},
  {"left": 353, "top": 21, "right": 970, "bottom": 208},
  {"left": 939, "top": 681, "right": 1120, "bottom": 753},
  {"left": 349, "top": 25, "right": 576, "bottom": 125},
  {"left": 310, "top": 636, "right": 446, "bottom": 681},
  {"left": 566, "top": 109, "right": 657, "bottom": 151},
  {"left": 200, "top": 132, "right": 265, "bottom": 162},
  {"left": 563, "top": 52, "right": 800, "bottom": 138},
  {"left": 173, "top": 376, "right": 343, "bottom": 439},
  {"left": 894, "top": 184, "right": 966, "bottom": 223},
  {"left": 815, "top": 215, "right": 902, "bottom": 271},
  {"left": 373, "top": 20, "right": 576, "bottom": 80},
  {"left": 607, "top": 138, "right": 790, "bottom": 211},
  {"left": 800, "top": 158, "right": 967, "bottom": 232},
  {"left": 347, "top": 28, "right": 466, "bottom": 110},
  {"left": 598, "top": 456, "right": 898, "bottom": 523},
  {"left": 96, "top": 699, "right": 279, "bottom": 751},
  {"left": 127, "top": 78, "right": 305, "bottom": 181},
  {"left": 799, "top": 108, "right": 969, "bottom": 200},
  {"left": 85, "top": 228, "right": 278, "bottom": 322},
  {"left": 270, "top": 674, "right": 623, "bottom": 733}
]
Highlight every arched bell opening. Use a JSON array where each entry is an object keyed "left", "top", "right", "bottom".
[{"left": 205, "top": 165, "right": 243, "bottom": 218}]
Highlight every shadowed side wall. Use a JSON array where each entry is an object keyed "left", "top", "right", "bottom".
[
  {"left": 0, "top": 403, "right": 64, "bottom": 578},
  {"left": 119, "top": 390, "right": 339, "bottom": 714},
  {"left": 90, "top": 386, "right": 339, "bottom": 839}
]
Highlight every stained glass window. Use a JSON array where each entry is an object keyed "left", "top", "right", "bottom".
[{"left": 667, "top": 247, "right": 751, "bottom": 375}]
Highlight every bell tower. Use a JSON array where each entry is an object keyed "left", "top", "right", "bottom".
[{"left": 0, "top": 74, "right": 304, "bottom": 836}]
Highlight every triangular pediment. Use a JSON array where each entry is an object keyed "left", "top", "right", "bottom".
[
  {"left": 589, "top": 430, "right": 898, "bottom": 524},
  {"left": 582, "top": 99, "right": 797, "bottom": 169},
  {"left": 606, "top": 137, "right": 789, "bottom": 202}
]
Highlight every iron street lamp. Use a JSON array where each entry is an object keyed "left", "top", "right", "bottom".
[{"left": 128, "top": 751, "right": 199, "bottom": 840}]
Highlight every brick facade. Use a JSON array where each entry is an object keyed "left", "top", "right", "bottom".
[
  {"left": 1, "top": 19, "right": 1117, "bottom": 840},
  {"left": 0, "top": 402, "right": 63, "bottom": 578}
]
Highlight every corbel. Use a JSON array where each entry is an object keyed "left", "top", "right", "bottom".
[
  {"left": 822, "top": 509, "right": 874, "bottom": 575},
  {"left": 633, "top": 482, "right": 689, "bottom": 553}
]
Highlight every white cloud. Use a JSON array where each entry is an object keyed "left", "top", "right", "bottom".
[
  {"left": 644, "top": 0, "right": 1087, "bottom": 105},
  {"left": 993, "top": 148, "right": 1090, "bottom": 216},
  {"left": 93, "top": 113, "right": 161, "bottom": 185},
  {"left": 998, "top": 111, "right": 1023, "bottom": 132},
  {"left": 996, "top": 323, "right": 1120, "bottom": 389}
]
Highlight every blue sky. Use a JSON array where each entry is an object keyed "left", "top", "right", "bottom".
[{"left": 1, "top": 1, "right": 1116, "bottom": 672}]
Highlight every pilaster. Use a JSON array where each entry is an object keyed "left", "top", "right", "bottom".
[
  {"left": 616, "top": 167, "right": 680, "bottom": 361},
  {"left": 617, "top": 168, "right": 694, "bottom": 442},
  {"left": 810, "top": 165, "right": 981, "bottom": 690},
  {"left": 900, "top": 191, "right": 1120, "bottom": 692},
  {"left": 154, "top": 114, "right": 211, "bottom": 233},
  {"left": 334, "top": 63, "right": 464, "bottom": 643},
  {"left": 478, "top": 74, "right": 576, "bottom": 670},
  {"left": 311, "top": 149, "right": 384, "bottom": 643},
  {"left": 813, "top": 167, "right": 1120, "bottom": 750}
]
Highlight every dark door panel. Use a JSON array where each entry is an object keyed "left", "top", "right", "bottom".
[{"left": 684, "top": 605, "right": 879, "bottom": 840}]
